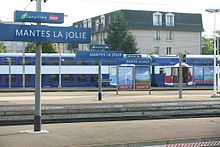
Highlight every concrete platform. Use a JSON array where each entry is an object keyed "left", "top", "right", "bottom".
[
  {"left": 0, "top": 117, "right": 219, "bottom": 147},
  {"left": 0, "top": 90, "right": 220, "bottom": 122},
  {"left": 0, "top": 90, "right": 219, "bottom": 105}
]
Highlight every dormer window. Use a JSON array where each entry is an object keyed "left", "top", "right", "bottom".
[
  {"left": 166, "top": 13, "right": 175, "bottom": 27},
  {"left": 153, "top": 12, "right": 162, "bottom": 26}
]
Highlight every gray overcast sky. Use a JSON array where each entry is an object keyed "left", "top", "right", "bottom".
[{"left": 0, "top": 0, "right": 219, "bottom": 36}]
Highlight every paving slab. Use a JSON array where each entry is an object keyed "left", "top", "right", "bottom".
[
  {"left": 0, "top": 117, "right": 219, "bottom": 147},
  {"left": 0, "top": 90, "right": 219, "bottom": 105}
]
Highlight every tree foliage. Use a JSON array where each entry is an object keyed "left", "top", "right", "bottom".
[
  {"left": 105, "top": 11, "right": 138, "bottom": 54},
  {"left": 25, "top": 42, "right": 58, "bottom": 53},
  {"left": 202, "top": 37, "right": 213, "bottom": 55},
  {"left": 0, "top": 42, "right": 6, "bottom": 53},
  {"left": 121, "top": 32, "right": 138, "bottom": 54}
]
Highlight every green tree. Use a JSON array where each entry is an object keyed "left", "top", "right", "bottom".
[
  {"left": 25, "top": 42, "right": 58, "bottom": 53},
  {"left": 0, "top": 42, "right": 6, "bottom": 53},
  {"left": 105, "top": 11, "right": 138, "bottom": 54},
  {"left": 202, "top": 37, "right": 213, "bottom": 55},
  {"left": 121, "top": 32, "right": 138, "bottom": 54}
]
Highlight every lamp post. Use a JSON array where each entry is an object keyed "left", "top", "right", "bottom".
[{"left": 205, "top": 9, "right": 220, "bottom": 97}]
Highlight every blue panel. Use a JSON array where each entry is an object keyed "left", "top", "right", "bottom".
[
  {"left": 11, "top": 74, "right": 22, "bottom": 87},
  {"left": 0, "top": 75, "right": 8, "bottom": 87},
  {"left": 117, "top": 58, "right": 151, "bottom": 65},
  {"left": 14, "top": 10, "right": 64, "bottom": 24},
  {"left": 25, "top": 74, "right": 35, "bottom": 87},
  {"left": 90, "top": 45, "right": 111, "bottom": 51},
  {"left": 76, "top": 51, "right": 123, "bottom": 59},
  {"left": 0, "top": 24, "right": 91, "bottom": 43}
]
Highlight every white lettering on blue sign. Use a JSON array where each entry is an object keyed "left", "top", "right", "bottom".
[
  {"left": 15, "top": 28, "right": 88, "bottom": 40},
  {"left": 65, "top": 32, "right": 87, "bottom": 40},
  {"left": 15, "top": 29, "right": 51, "bottom": 37},
  {"left": 53, "top": 31, "right": 63, "bottom": 38}
]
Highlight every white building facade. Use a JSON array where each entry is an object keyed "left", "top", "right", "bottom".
[{"left": 72, "top": 10, "right": 204, "bottom": 55}]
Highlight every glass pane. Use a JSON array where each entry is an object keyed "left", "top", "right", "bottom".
[
  {"left": 49, "top": 75, "right": 59, "bottom": 82},
  {"left": 63, "top": 74, "right": 74, "bottom": 82},
  {"left": 62, "top": 57, "right": 74, "bottom": 65},
  {"left": 77, "top": 75, "right": 88, "bottom": 82},
  {"left": 48, "top": 57, "right": 59, "bottom": 65},
  {"left": 91, "top": 75, "right": 98, "bottom": 82}
]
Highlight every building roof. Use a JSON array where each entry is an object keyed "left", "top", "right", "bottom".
[
  {"left": 73, "top": 9, "right": 204, "bottom": 32},
  {"left": 121, "top": 9, "right": 204, "bottom": 32}
]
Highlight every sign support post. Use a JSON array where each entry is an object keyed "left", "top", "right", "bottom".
[
  {"left": 116, "top": 65, "right": 119, "bottom": 95},
  {"left": 98, "top": 60, "right": 102, "bottom": 101},
  {"left": 178, "top": 53, "right": 183, "bottom": 99},
  {"left": 34, "top": 0, "right": 42, "bottom": 132}
]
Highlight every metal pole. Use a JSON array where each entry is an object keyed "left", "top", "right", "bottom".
[
  {"left": 58, "top": 46, "right": 62, "bottom": 88},
  {"left": 8, "top": 58, "right": 11, "bottom": 88},
  {"left": 149, "top": 66, "right": 151, "bottom": 95},
  {"left": 179, "top": 53, "right": 183, "bottom": 99},
  {"left": 22, "top": 40, "right": 25, "bottom": 90},
  {"left": 116, "top": 65, "right": 119, "bottom": 95},
  {"left": 98, "top": 60, "right": 102, "bottom": 101},
  {"left": 34, "top": 0, "right": 42, "bottom": 132},
  {"left": 133, "top": 66, "right": 135, "bottom": 91},
  {"left": 217, "top": 37, "right": 220, "bottom": 92},
  {"left": 213, "top": 12, "right": 217, "bottom": 96}
]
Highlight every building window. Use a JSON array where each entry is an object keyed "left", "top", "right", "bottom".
[
  {"left": 100, "top": 15, "right": 105, "bottom": 27},
  {"left": 166, "top": 47, "right": 172, "bottom": 55},
  {"left": 88, "top": 19, "right": 92, "bottom": 28},
  {"left": 153, "top": 12, "right": 162, "bottom": 26},
  {"left": 154, "top": 31, "right": 160, "bottom": 40},
  {"left": 95, "top": 19, "right": 100, "bottom": 32},
  {"left": 108, "top": 16, "right": 111, "bottom": 24},
  {"left": 167, "top": 31, "right": 173, "bottom": 40},
  {"left": 83, "top": 20, "right": 87, "bottom": 28},
  {"left": 166, "top": 13, "right": 175, "bottom": 26},
  {"left": 154, "top": 46, "right": 160, "bottom": 54}
]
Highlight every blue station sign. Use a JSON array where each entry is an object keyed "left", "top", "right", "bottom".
[
  {"left": 76, "top": 51, "right": 123, "bottom": 58},
  {"left": 126, "top": 54, "right": 142, "bottom": 58},
  {"left": 14, "top": 10, "right": 64, "bottom": 24},
  {"left": 90, "top": 44, "right": 111, "bottom": 51},
  {"left": 117, "top": 58, "right": 151, "bottom": 65},
  {"left": 0, "top": 23, "right": 91, "bottom": 43}
]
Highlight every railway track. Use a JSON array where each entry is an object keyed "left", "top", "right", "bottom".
[
  {"left": 1, "top": 100, "right": 220, "bottom": 126},
  {"left": 0, "top": 112, "right": 220, "bottom": 126}
]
